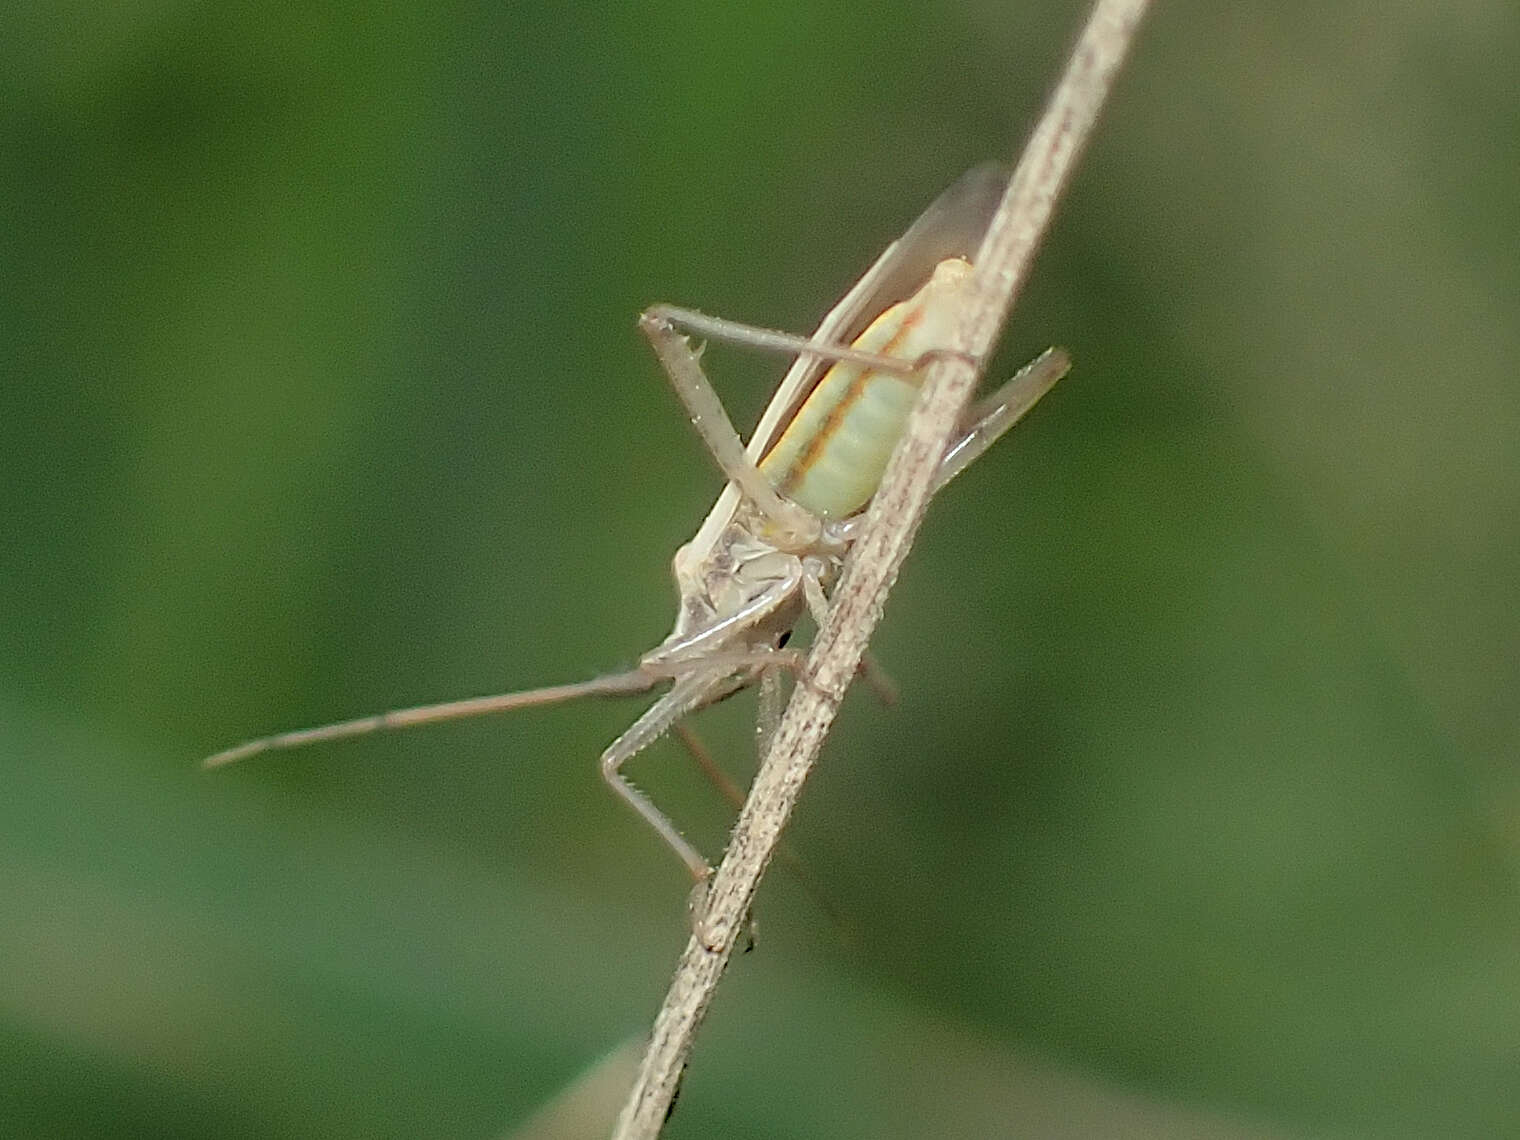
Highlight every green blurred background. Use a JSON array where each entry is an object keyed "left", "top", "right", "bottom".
[{"left": 4, "top": 1, "right": 1517, "bottom": 1136}]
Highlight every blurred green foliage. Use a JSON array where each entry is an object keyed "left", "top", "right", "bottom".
[{"left": 3, "top": 1, "right": 1518, "bottom": 1137}]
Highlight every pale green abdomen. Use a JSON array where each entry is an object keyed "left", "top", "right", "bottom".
[
  {"left": 758, "top": 370, "right": 919, "bottom": 519},
  {"left": 756, "top": 255, "right": 973, "bottom": 522}
]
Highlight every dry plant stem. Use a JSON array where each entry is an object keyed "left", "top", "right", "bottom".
[{"left": 611, "top": 2, "right": 1151, "bottom": 1136}]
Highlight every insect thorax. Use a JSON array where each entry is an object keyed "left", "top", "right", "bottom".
[{"left": 661, "top": 520, "right": 836, "bottom": 658}]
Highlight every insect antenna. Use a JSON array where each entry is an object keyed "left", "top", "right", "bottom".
[{"left": 200, "top": 668, "right": 660, "bottom": 769}]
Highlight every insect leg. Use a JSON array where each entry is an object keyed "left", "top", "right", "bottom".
[
  {"left": 933, "top": 347, "right": 1071, "bottom": 494},
  {"left": 675, "top": 722, "right": 748, "bottom": 811},
  {"left": 639, "top": 310, "right": 823, "bottom": 547},
  {"left": 644, "top": 305, "right": 922, "bottom": 376},
  {"left": 600, "top": 669, "right": 730, "bottom": 882},
  {"left": 641, "top": 559, "right": 804, "bottom": 668},
  {"left": 798, "top": 562, "right": 897, "bottom": 705},
  {"left": 675, "top": 720, "right": 850, "bottom": 938}
]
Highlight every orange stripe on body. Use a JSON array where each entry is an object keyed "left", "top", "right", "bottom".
[{"left": 775, "top": 302, "right": 926, "bottom": 497}]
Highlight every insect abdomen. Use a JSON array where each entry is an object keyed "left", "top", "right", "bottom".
[{"left": 758, "top": 257, "right": 973, "bottom": 520}]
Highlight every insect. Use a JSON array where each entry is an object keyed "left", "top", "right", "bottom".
[{"left": 204, "top": 165, "right": 1069, "bottom": 888}]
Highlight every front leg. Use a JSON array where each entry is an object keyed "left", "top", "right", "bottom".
[{"left": 639, "top": 310, "right": 823, "bottom": 550}]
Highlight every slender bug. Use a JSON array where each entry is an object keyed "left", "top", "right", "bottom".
[{"left": 204, "top": 165, "right": 1069, "bottom": 891}]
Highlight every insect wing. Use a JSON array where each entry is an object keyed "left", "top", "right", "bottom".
[
  {"left": 683, "top": 165, "right": 1010, "bottom": 562},
  {"left": 745, "top": 163, "right": 1011, "bottom": 461}
]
